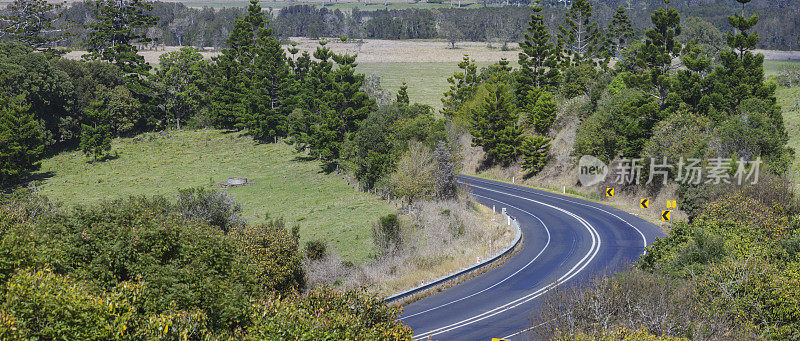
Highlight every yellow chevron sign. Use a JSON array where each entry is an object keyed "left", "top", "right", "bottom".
[
  {"left": 640, "top": 199, "right": 649, "bottom": 209},
  {"left": 661, "top": 210, "right": 671, "bottom": 222},
  {"left": 606, "top": 188, "right": 615, "bottom": 197}
]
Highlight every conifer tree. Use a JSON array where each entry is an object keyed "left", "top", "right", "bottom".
[
  {"left": 526, "top": 90, "right": 557, "bottom": 135},
  {"left": 0, "top": 0, "right": 68, "bottom": 48},
  {"left": 84, "top": 0, "right": 156, "bottom": 76},
  {"left": 0, "top": 95, "right": 44, "bottom": 188},
  {"left": 607, "top": 6, "right": 634, "bottom": 58},
  {"left": 441, "top": 55, "right": 478, "bottom": 118},
  {"left": 520, "top": 135, "right": 550, "bottom": 174},
  {"left": 517, "top": 0, "right": 559, "bottom": 105},
  {"left": 211, "top": 0, "right": 291, "bottom": 142},
  {"left": 711, "top": 0, "right": 774, "bottom": 114},
  {"left": 396, "top": 82, "right": 410, "bottom": 104},
  {"left": 80, "top": 109, "right": 112, "bottom": 162},
  {"left": 557, "top": 0, "right": 601, "bottom": 67},
  {"left": 623, "top": 1, "right": 682, "bottom": 109},
  {"left": 470, "top": 82, "right": 523, "bottom": 165}
]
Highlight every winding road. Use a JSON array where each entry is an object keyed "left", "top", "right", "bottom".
[{"left": 400, "top": 175, "right": 665, "bottom": 340}]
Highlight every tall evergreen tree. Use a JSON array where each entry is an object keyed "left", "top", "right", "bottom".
[
  {"left": 0, "top": 95, "right": 44, "bottom": 188},
  {"left": 557, "top": 0, "right": 601, "bottom": 67},
  {"left": 623, "top": 1, "right": 682, "bottom": 109},
  {"left": 441, "top": 55, "right": 478, "bottom": 118},
  {"left": 84, "top": 0, "right": 156, "bottom": 76},
  {"left": 211, "top": 0, "right": 291, "bottom": 142},
  {"left": 525, "top": 90, "right": 557, "bottom": 135},
  {"left": 470, "top": 82, "right": 523, "bottom": 165},
  {"left": 711, "top": 0, "right": 773, "bottom": 115},
  {"left": 607, "top": 6, "right": 634, "bottom": 58},
  {"left": 517, "top": 0, "right": 559, "bottom": 105},
  {"left": 0, "top": 0, "right": 68, "bottom": 48},
  {"left": 520, "top": 135, "right": 550, "bottom": 174}
]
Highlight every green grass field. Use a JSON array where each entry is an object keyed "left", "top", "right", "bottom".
[
  {"left": 35, "top": 129, "right": 393, "bottom": 261},
  {"left": 358, "top": 61, "right": 495, "bottom": 109},
  {"left": 777, "top": 86, "right": 800, "bottom": 182}
]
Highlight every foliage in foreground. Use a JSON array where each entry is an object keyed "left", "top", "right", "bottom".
[
  {"left": 534, "top": 178, "right": 800, "bottom": 340},
  {"left": 0, "top": 190, "right": 411, "bottom": 339}
]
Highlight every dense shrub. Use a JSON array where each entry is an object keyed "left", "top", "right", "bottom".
[
  {"left": 373, "top": 214, "right": 402, "bottom": 252},
  {"left": 175, "top": 187, "right": 245, "bottom": 232},
  {"left": 246, "top": 288, "right": 413, "bottom": 340},
  {"left": 305, "top": 240, "right": 327, "bottom": 260},
  {"left": 0, "top": 192, "right": 413, "bottom": 338}
]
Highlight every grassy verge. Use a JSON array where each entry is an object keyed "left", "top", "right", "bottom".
[
  {"left": 777, "top": 86, "right": 800, "bottom": 184},
  {"left": 35, "top": 129, "right": 394, "bottom": 261}
]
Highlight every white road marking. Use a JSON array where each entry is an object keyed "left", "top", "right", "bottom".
[
  {"left": 413, "top": 183, "right": 601, "bottom": 339},
  {"left": 464, "top": 177, "right": 650, "bottom": 251},
  {"left": 400, "top": 193, "right": 551, "bottom": 321}
]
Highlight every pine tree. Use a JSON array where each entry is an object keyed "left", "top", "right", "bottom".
[
  {"left": 557, "top": 0, "right": 601, "bottom": 67},
  {"left": 441, "top": 55, "right": 478, "bottom": 118},
  {"left": 0, "top": 95, "right": 44, "bottom": 188},
  {"left": 711, "top": 0, "right": 774, "bottom": 114},
  {"left": 0, "top": 0, "right": 68, "bottom": 48},
  {"left": 470, "top": 82, "right": 523, "bottom": 165},
  {"left": 211, "top": 0, "right": 291, "bottom": 142},
  {"left": 623, "top": 1, "right": 682, "bottom": 109},
  {"left": 520, "top": 135, "right": 550, "bottom": 174},
  {"left": 79, "top": 108, "right": 112, "bottom": 162},
  {"left": 84, "top": 0, "right": 156, "bottom": 76},
  {"left": 607, "top": 6, "right": 634, "bottom": 58},
  {"left": 517, "top": 0, "right": 559, "bottom": 105},
  {"left": 396, "top": 82, "right": 410, "bottom": 104},
  {"left": 526, "top": 90, "right": 557, "bottom": 135}
]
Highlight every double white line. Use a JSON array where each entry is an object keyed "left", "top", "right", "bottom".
[{"left": 413, "top": 183, "right": 602, "bottom": 340}]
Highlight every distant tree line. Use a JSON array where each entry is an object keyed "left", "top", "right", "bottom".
[{"left": 2, "top": 0, "right": 799, "bottom": 50}]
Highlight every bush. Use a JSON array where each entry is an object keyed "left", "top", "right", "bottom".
[
  {"left": 246, "top": 287, "right": 413, "bottom": 340},
  {"left": 1, "top": 269, "right": 132, "bottom": 340},
  {"left": 305, "top": 240, "right": 327, "bottom": 260},
  {"left": 175, "top": 187, "right": 245, "bottom": 232},
  {"left": 373, "top": 214, "right": 402, "bottom": 252}
]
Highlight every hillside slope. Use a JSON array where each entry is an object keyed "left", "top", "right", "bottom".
[{"left": 35, "top": 129, "right": 393, "bottom": 261}]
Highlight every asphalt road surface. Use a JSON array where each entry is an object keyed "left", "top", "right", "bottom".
[{"left": 400, "top": 175, "right": 665, "bottom": 340}]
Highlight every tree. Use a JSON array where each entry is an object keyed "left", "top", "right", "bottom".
[
  {"left": 439, "top": 20, "right": 463, "bottom": 49},
  {"left": 517, "top": 0, "right": 559, "bottom": 105},
  {"left": 441, "top": 55, "right": 478, "bottom": 118},
  {"left": 0, "top": 95, "right": 44, "bottom": 188},
  {"left": 396, "top": 82, "right": 409, "bottom": 104},
  {"left": 156, "top": 47, "right": 207, "bottom": 131},
  {"left": 470, "top": 82, "right": 523, "bottom": 165},
  {"left": 389, "top": 142, "right": 434, "bottom": 204},
  {"left": 520, "top": 135, "right": 550, "bottom": 174},
  {"left": 84, "top": 0, "right": 156, "bottom": 76},
  {"left": 79, "top": 110, "right": 112, "bottom": 161},
  {"left": 681, "top": 17, "right": 724, "bottom": 57},
  {"left": 607, "top": 6, "right": 634, "bottom": 59},
  {"left": 557, "top": 0, "right": 601, "bottom": 67},
  {"left": 211, "top": 0, "right": 292, "bottom": 141},
  {"left": 0, "top": 0, "right": 68, "bottom": 48},
  {"left": 710, "top": 0, "right": 774, "bottom": 116},
  {"left": 433, "top": 141, "right": 457, "bottom": 199},
  {"left": 623, "top": 2, "right": 682, "bottom": 109},
  {"left": 525, "top": 90, "right": 557, "bottom": 135}
]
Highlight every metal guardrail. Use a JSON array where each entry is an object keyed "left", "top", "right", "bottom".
[{"left": 384, "top": 209, "right": 523, "bottom": 303}]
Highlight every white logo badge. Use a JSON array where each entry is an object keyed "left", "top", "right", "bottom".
[{"left": 578, "top": 155, "right": 608, "bottom": 187}]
